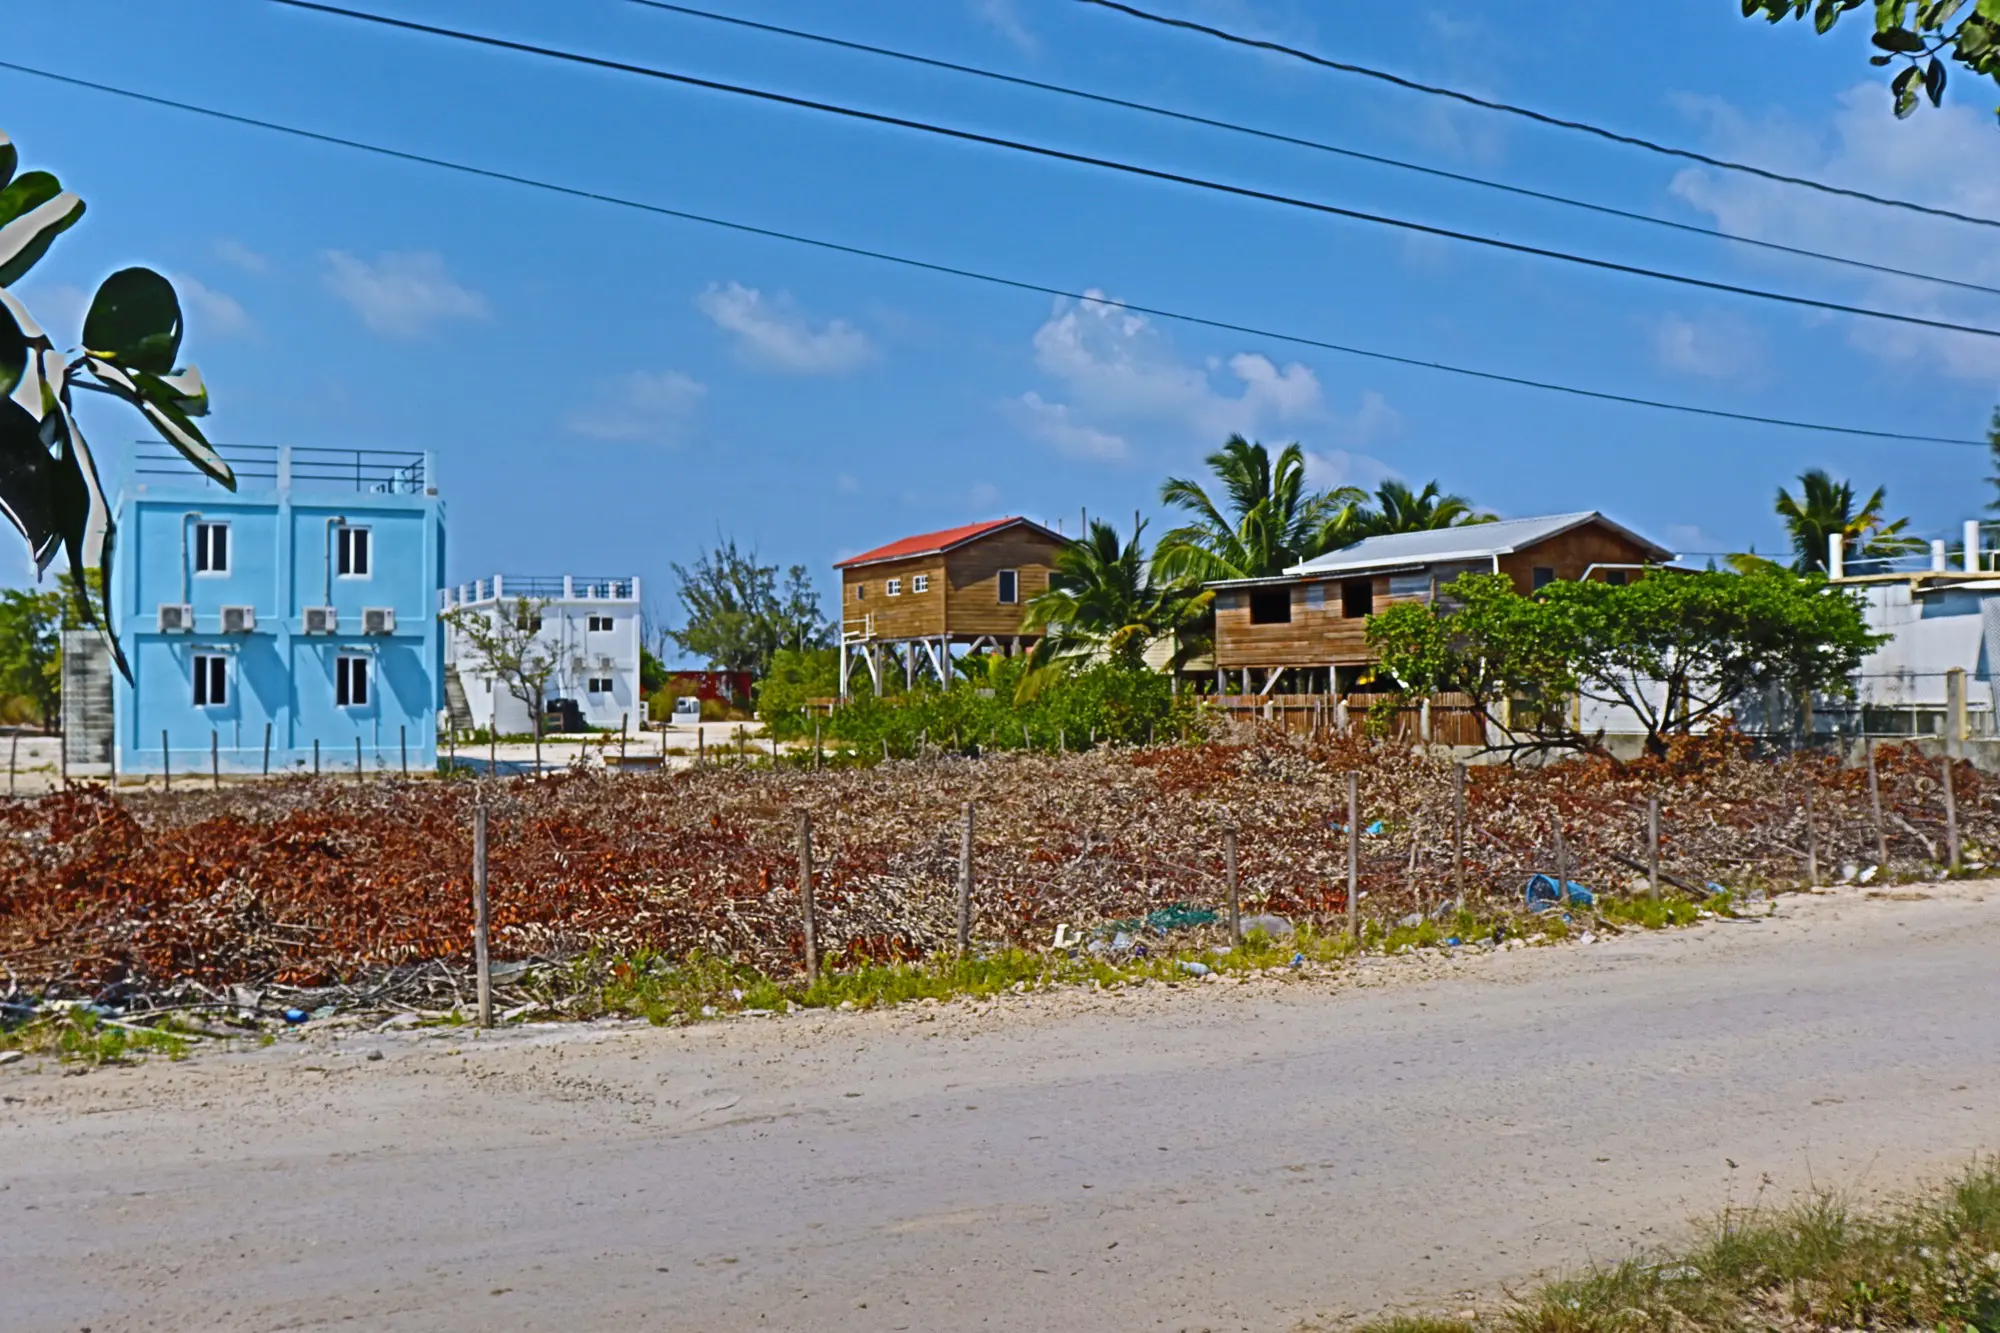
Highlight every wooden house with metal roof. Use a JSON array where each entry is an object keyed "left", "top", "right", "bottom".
[
  {"left": 1208, "top": 511, "right": 1674, "bottom": 696},
  {"left": 834, "top": 517, "right": 1070, "bottom": 697}
]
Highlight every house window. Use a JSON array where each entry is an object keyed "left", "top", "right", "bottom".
[
  {"left": 514, "top": 609, "right": 542, "bottom": 632},
  {"left": 1532, "top": 566, "right": 1557, "bottom": 590},
  {"left": 1604, "top": 569, "right": 1628, "bottom": 586},
  {"left": 192, "top": 653, "right": 227, "bottom": 707},
  {"left": 193, "top": 521, "right": 229, "bottom": 574},
  {"left": 1387, "top": 573, "right": 1431, "bottom": 599},
  {"left": 997, "top": 569, "right": 1019, "bottom": 604},
  {"left": 336, "top": 655, "right": 370, "bottom": 707},
  {"left": 587, "top": 615, "right": 613, "bottom": 632},
  {"left": 1341, "top": 579, "right": 1374, "bottom": 618},
  {"left": 854, "top": 583, "right": 866, "bottom": 601},
  {"left": 587, "top": 677, "right": 614, "bottom": 694},
  {"left": 1304, "top": 583, "right": 1326, "bottom": 609},
  {"left": 912, "top": 574, "right": 929, "bottom": 593},
  {"left": 886, "top": 578, "right": 903, "bottom": 597},
  {"left": 337, "top": 526, "right": 371, "bottom": 577},
  {"left": 1249, "top": 586, "right": 1292, "bottom": 624}
]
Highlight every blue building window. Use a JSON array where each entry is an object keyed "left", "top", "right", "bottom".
[
  {"left": 336, "top": 656, "right": 370, "bottom": 707},
  {"left": 193, "top": 522, "right": 229, "bottom": 574},
  {"left": 192, "top": 654, "right": 228, "bottom": 707},
  {"left": 337, "top": 526, "right": 372, "bottom": 578}
]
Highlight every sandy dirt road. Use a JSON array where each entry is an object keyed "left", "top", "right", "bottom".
[{"left": 6, "top": 883, "right": 1997, "bottom": 1333}]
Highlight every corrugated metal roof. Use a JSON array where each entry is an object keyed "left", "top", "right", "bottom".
[
  {"left": 1282, "top": 511, "right": 1672, "bottom": 577},
  {"left": 835, "top": 517, "right": 1065, "bottom": 569}
]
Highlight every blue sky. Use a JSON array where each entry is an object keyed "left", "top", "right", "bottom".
[{"left": 6, "top": 0, "right": 1999, "bottom": 651}]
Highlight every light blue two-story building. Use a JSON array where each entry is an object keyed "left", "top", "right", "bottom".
[{"left": 108, "top": 443, "right": 446, "bottom": 776}]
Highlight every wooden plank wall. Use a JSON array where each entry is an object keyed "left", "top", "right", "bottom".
[
  {"left": 841, "top": 555, "right": 948, "bottom": 639},
  {"left": 944, "top": 528, "right": 1066, "bottom": 637}
]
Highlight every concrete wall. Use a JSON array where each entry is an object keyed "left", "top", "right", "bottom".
[{"left": 442, "top": 576, "right": 644, "bottom": 734}]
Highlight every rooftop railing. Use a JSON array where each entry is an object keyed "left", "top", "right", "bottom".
[
  {"left": 441, "top": 575, "right": 640, "bottom": 608},
  {"left": 131, "top": 442, "right": 431, "bottom": 494}
]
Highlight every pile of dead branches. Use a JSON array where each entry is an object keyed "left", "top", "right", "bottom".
[{"left": 1, "top": 732, "right": 1985, "bottom": 997}]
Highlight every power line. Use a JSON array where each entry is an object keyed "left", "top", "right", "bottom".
[
  {"left": 265, "top": 0, "right": 2000, "bottom": 343},
  {"left": 1076, "top": 0, "right": 2000, "bottom": 233},
  {"left": 1, "top": 58, "right": 1987, "bottom": 451},
  {"left": 625, "top": 0, "right": 2000, "bottom": 301}
]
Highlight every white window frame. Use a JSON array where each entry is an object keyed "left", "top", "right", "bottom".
[
  {"left": 336, "top": 654, "right": 370, "bottom": 707},
  {"left": 587, "top": 677, "right": 614, "bottom": 694},
  {"left": 336, "top": 526, "right": 372, "bottom": 578},
  {"left": 192, "top": 653, "right": 228, "bottom": 707},
  {"left": 193, "top": 521, "right": 230, "bottom": 575},
  {"left": 997, "top": 569, "right": 1019, "bottom": 604},
  {"left": 886, "top": 578, "right": 902, "bottom": 597},
  {"left": 853, "top": 583, "right": 866, "bottom": 601},
  {"left": 912, "top": 574, "right": 929, "bottom": 593}
]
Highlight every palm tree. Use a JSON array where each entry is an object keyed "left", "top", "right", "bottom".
[
  {"left": 1152, "top": 435, "right": 1365, "bottom": 583},
  {"left": 1023, "top": 517, "right": 1209, "bottom": 674},
  {"left": 1351, "top": 480, "right": 1494, "bottom": 537},
  {"left": 1775, "top": 469, "right": 1920, "bottom": 573}
]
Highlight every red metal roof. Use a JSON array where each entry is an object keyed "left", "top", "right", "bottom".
[{"left": 836, "top": 517, "right": 1041, "bottom": 569}]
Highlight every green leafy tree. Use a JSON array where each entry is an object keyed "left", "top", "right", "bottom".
[
  {"left": 1775, "top": 469, "right": 1920, "bottom": 573},
  {"left": 1742, "top": 1, "right": 2000, "bottom": 121},
  {"left": 0, "top": 129, "right": 232, "bottom": 674},
  {"left": 1153, "top": 435, "right": 1365, "bottom": 582},
  {"left": 1022, "top": 517, "right": 1210, "bottom": 677},
  {"left": 666, "top": 540, "right": 829, "bottom": 677},
  {"left": 0, "top": 586, "right": 62, "bottom": 729},
  {"left": 754, "top": 645, "right": 841, "bottom": 719},
  {"left": 443, "top": 596, "right": 559, "bottom": 767},
  {"left": 1369, "top": 569, "right": 1883, "bottom": 757},
  {"left": 1350, "top": 480, "right": 1494, "bottom": 538}
]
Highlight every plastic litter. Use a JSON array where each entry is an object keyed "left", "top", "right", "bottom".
[
  {"left": 1524, "top": 873, "right": 1595, "bottom": 911},
  {"left": 282, "top": 1007, "right": 309, "bottom": 1024},
  {"left": 1445, "top": 937, "right": 1461, "bottom": 947},
  {"left": 1238, "top": 913, "right": 1294, "bottom": 939},
  {"left": 1289, "top": 952, "right": 1305, "bottom": 969},
  {"left": 1398, "top": 913, "right": 1424, "bottom": 929},
  {"left": 1331, "top": 819, "right": 1388, "bottom": 836},
  {"left": 1177, "top": 961, "right": 1211, "bottom": 978},
  {"left": 1106, "top": 904, "right": 1219, "bottom": 936}
]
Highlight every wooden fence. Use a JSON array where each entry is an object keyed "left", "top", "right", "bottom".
[{"left": 1212, "top": 693, "right": 1489, "bottom": 747}]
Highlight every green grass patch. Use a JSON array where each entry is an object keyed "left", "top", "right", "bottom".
[
  {"left": 1351, "top": 1159, "right": 2000, "bottom": 1333},
  {"left": 0, "top": 1009, "right": 191, "bottom": 1065}
]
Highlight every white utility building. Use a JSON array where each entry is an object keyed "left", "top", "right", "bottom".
[{"left": 441, "top": 574, "right": 644, "bottom": 735}]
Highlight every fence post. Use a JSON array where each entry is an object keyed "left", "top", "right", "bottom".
[
  {"left": 1452, "top": 762, "right": 1466, "bottom": 911},
  {"left": 162, "top": 729, "right": 171, "bottom": 791},
  {"left": 1867, "top": 739, "right": 1889, "bottom": 870},
  {"left": 401, "top": 725, "right": 408, "bottom": 777},
  {"left": 620, "top": 713, "right": 628, "bottom": 769},
  {"left": 697, "top": 728, "right": 704, "bottom": 764},
  {"left": 314, "top": 737, "right": 321, "bottom": 777},
  {"left": 1804, "top": 785, "right": 1819, "bottom": 887},
  {"left": 737, "top": 724, "right": 745, "bottom": 760},
  {"left": 263, "top": 720, "right": 273, "bottom": 776},
  {"left": 957, "top": 801, "right": 974, "bottom": 957},
  {"left": 211, "top": 730, "right": 220, "bottom": 791},
  {"left": 1552, "top": 808, "right": 1568, "bottom": 904},
  {"left": 814, "top": 719, "right": 822, "bottom": 770},
  {"left": 473, "top": 802, "right": 492, "bottom": 1028},
  {"left": 882, "top": 736, "right": 890, "bottom": 764},
  {"left": 797, "top": 809, "right": 820, "bottom": 985},
  {"left": 1647, "top": 796, "right": 1660, "bottom": 900},
  {"left": 1941, "top": 754, "right": 1961, "bottom": 872},
  {"left": 354, "top": 736, "right": 363, "bottom": 784},
  {"left": 1345, "top": 771, "right": 1360, "bottom": 941},
  {"left": 7, "top": 731, "right": 15, "bottom": 797},
  {"left": 1225, "top": 825, "right": 1240, "bottom": 944}
]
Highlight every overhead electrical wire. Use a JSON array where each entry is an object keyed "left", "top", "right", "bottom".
[
  {"left": 265, "top": 0, "right": 2000, "bottom": 343},
  {"left": 0, "top": 57, "right": 1987, "bottom": 450},
  {"left": 625, "top": 0, "right": 2000, "bottom": 301},
  {"left": 1076, "top": 0, "right": 2000, "bottom": 233}
]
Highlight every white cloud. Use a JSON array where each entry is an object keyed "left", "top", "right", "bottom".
[
  {"left": 1301, "top": 391, "right": 1405, "bottom": 490},
  {"left": 695, "top": 281, "right": 874, "bottom": 374},
  {"left": 321, "top": 250, "right": 489, "bottom": 338},
  {"left": 565, "top": 369, "right": 706, "bottom": 444},
  {"left": 1653, "top": 312, "right": 1762, "bottom": 382},
  {"left": 1669, "top": 87, "right": 2000, "bottom": 384},
  {"left": 973, "top": 0, "right": 1036, "bottom": 53},
  {"left": 174, "top": 274, "right": 256, "bottom": 340},
  {"left": 1017, "top": 291, "right": 1326, "bottom": 456},
  {"left": 1009, "top": 391, "right": 1129, "bottom": 460},
  {"left": 212, "top": 238, "right": 271, "bottom": 274},
  {"left": 1303, "top": 448, "right": 1398, "bottom": 492}
]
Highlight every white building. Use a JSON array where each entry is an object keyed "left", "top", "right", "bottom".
[{"left": 441, "top": 575, "right": 644, "bottom": 735}]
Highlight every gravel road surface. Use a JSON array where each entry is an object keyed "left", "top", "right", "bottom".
[{"left": 6, "top": 882, "right": 1997, "bottom": 1332}]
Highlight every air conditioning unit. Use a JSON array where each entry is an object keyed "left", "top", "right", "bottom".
[
  {"left": 157, "top": 603, "right": 193, "bottom": 633},
  {"left": 362, "top": 607, "right": 396, "bottom": 635},
  {"left": 220, "top": 605, "right": 256, "bottom": 634},
  {"left": 596, "top": 655, "right": 616, "bottom": 673},
  {"left": 302, "top": 606, "right": 337, "bottom": 635}
]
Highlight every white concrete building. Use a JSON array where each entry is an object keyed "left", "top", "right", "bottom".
[{"left": 441, "top": 575, "right": 644, "bottom": 735}]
